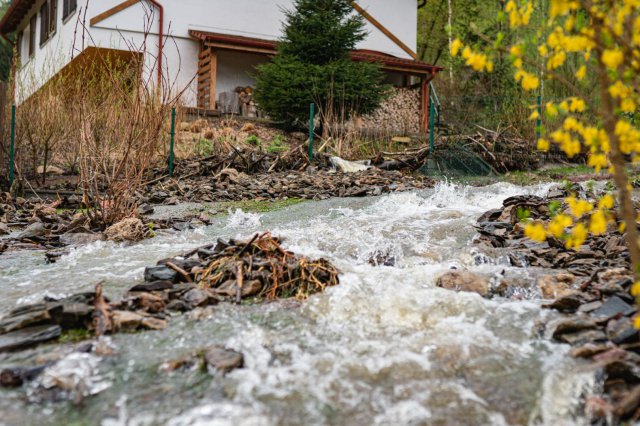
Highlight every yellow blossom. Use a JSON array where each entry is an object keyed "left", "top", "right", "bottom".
[
  {"left": 529, "top": 110, "right": 540, "bottom": 120},
  {"left": 575, "top": 65, "right": 587, "bottom": 81},
  {"left": 598, "top": 194, "right": 615, "bottom": 210},
  {"left": 537, "top": 138, "right": 550, "bottom": 151},
  {"left": 565, "top": 223, "right": 587, "bottom": 250},
  {"left": 601, "top": 49, "right": 623, "bottom": 70},
  {"left": 569, "top": 97, "right": 586, "bottom": 113},
  {"left": 589, "top": 210, "right": 607, "bottom": 235},
  {"left": 524, "top": 222, "right": 547, "bottom": 242},
  {"left": 566, "top": 196, "right": 593, "bottom": 218},
  {"left": 451, "top": 39, "right": 463, "bottom": 56},
  {"left": 548, "top": 214, "right": 572, "bottom": 237},
  {"left": 621, "top": 98, "right": 637, "bottom": 113}
]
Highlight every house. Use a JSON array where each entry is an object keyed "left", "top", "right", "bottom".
[{"left": 0, "top": 0, "right": 441, "bottom": 130}]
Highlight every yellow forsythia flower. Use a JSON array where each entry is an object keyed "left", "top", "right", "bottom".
[
  {"left": 601, "top": 49, "right": 623, "bottom": 70},
  {"left": 537, "top": 138, "right": 550, "bottom": 151},
  {"left": 632, "top": 282, "right": 640, "bottom": 297},
  {"left": 546, "top": 102, "right": 559, "bottom": 117},
  {"left": 566, "top": 196, "right": 594, "bottom": 218},
  {"left": 575, "top": 65, "right": 587, "bottom": 81},
  {"left": 634, "top": 316, "right": 640, "bottom": 330},
  {"left": 589, "top": 210, "right": 607, "bottom": 235},
  {"left": 569, "top": 98, "right": 586, "bottom": 113},
  {"left": 529, "top": 110, "right": 540, "bottom": 120},
  {"left": 451, "top": 39, "right": 463, "bottom": 56},
  {"left": 524, "top": 223, "right": 547, "bottom": 242},
  {"left": 621, "top": 99, "right": 636, "bottom": 113},
  {"left": 598, "top": 194, "right": 615, "bottom": 210},
  {"left": 565, "top": 223, "right": 587, "bottom": 250},
  {"left": 548, "top": 214, "right": 572, "bottom": 237}
]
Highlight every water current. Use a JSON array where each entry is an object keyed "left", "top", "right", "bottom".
[{"left": 0, "top": 182, "right": 597, "bottom": 425}]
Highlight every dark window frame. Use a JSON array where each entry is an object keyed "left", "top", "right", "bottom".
[
  {"left": 63, "top": 0, "right": 77, "bottom": 21},
  {"left": 40, "top": 2, "right": 49, "bottom": 46},
  {"left": 29, "top": 15, "right": 36, "bottom": 56},
  {"left": 49, "top": 0, "right": 57, "bottom": 35}
]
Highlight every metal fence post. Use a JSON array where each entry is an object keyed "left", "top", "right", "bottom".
[
  {"left": 429, "top": 97, "right": 435, "bottom": 156},
  {"left": 9, "top": 105, "right": 15, "bottom": 188},
  {"left": 309, "top": 103, "right": 315, "bottom": 163},
  {"left": 168, "top": 107, "right": 176, "bottom": 177}
]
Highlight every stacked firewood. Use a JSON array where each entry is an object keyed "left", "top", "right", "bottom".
[{"left": 359, "top": 87, "right": 421, "bottom": 133}]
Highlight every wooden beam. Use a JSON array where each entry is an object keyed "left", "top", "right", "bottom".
[
  {"left": 204, "top": 42, "right": 275, "bottom": 55},
  {"left": 351, "top": 2, "right": 417, "bottom": 60},
  {"left": 209, "top": 50, "right": 217, "bottom": 110},
  {"left": 90, "top": 0, "right": 139, "bottom": 27}
]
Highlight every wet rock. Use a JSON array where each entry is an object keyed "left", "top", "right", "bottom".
[
  {"left": 557, "top": 329, "right": 606, "bottom": 346},
  {"left": 166, "top": 300, "right": 190, "bottom": 312},
  {"left": 172, "top": 221, "right": 192, "bottom": 232},
  {"left": 0, "top": 223, "right": 10, "bottom": 235},
  {"left": 182, "top": 288, "right": 211, "bottom": 308},
  {"left": 544, "top": 293, "right": 586, "bottom": 313},
  {"left": 591, "top": 296, "right": 635, "bottom": 320},
  {"left": 204, "top": 346, "right": 244, "bottom": 374},
  {"left": 140, "top": 317, "right": 167, "bottom": 330},
  {"left": 537, "top": 273, "right": 577, "bottom": 299},
  {"left": 144, "top": 265, "right": 177, "bottom": 282},
  {"left": 0, "top": 325, "right": 62, "bottom": 352},
  {"left": 570, "top": 343, "right": 614, "bottom": 359},
  {"left": 17, "top": 222, "right": 46, "bottom": 239},
  {"left": 130, "top": 280, "right": 175, "bottom": 292},
  {"left": 132, "top": 293, "right": 166, "bottom": 313},
  {"left": 105, "top": 218, "right": 146, "bottom": 243},
  {"left": 188, "top": 307, "right": 216, "bottom": 321},
  {"left": 59, "top": 232, "right": 105, "bottom": 246},
  {"left": 578, "top": 300, "right": 603, "bottom": 314},
  {"left": 607, "top": 317, "right": 639, "bottom": 345},
  {"left": 615, "top": 385, "right": 640, "bottom": 418},
  {"left": 0, "top": 303, "right": 62, "bottom": 334},
  {"left": 111, "top": 311, "right": 143, "bottom": 332},
  {"left": 59, "top": 303, "right": 94, "bottom": 329},
  {"left": 0, "top": 365, "right": 46, "bottom": 388},
  {"left": 548, "top": 317, "right": 598, "bottom": 340},
  {"left": 601, "top": 360, "right": 640, "bottom": 383},
  {"left": 436, "top": 271, "right": 489, "bottom": 297},
  {"left": 138, "top": 204, "right": 155, "bottom": 215}
]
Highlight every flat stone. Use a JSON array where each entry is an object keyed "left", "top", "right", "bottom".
[
  {"left": 59, "top": 232, "right": 105, "bottom": 246},
  {"left": 591, "top": 296, "right": 635, "bottom": 319},
  {"left": 544, "top": 294, "right": 585, "bottom": 313},
  {"left": 549, "top": 317, "right": 598, "bottom": 340},
  {"left": 436, "top": 271, "right": 489, "bottom": 297},
  {"left": 112, "top": 311, "right": 143, "bottom": 331},
  {"left": 0, "top": 325, "right": 61, "bottom": 352},
  {"left": 166, "top": 300, "right": 190, "bottom": 312},
  {"left": 140, "top": 317, "right": 167, "bottom": 330},
  {"left": 144, "top": 265, "right": 177, "bottom": 282},
  {"left": 182, "top": 288, "right": 210, "bottom": 307},
  {"left": 569, "top": 343, "right": 614, "bottom": 359},
  {"left": 129, "top": 280, "right": 175, "bottom": 292},
  {"left": 537, "top": 273, "right": 576, "bottom": 299},
  {"left": 578, "top": 300, "right": 603, "bottom": 313},
  {"left": 17, "top": 222, "right": 46, "bottom": 239},
  {"left": 204, "top": 345, "right": 244, "bottom": 374},
  {"left": 607, "top": 317, "right": 639, "bottom": 345},
  {"left": 557, "top": 329, "right": 607, "bottom": 346},
  {"left": 134, "top": 293, "right": 165, "bottom": 313}
]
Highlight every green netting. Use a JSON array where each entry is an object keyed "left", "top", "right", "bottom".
[{"left": 418, "top": 146, "right": 498, "bottom": 177}]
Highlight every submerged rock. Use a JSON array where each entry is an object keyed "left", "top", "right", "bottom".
[
  {"left": 204, "top": 346, "right": 244, "bottom": 374},
  {"left": 436, "top": 271, "right": 489, "bottom": 297}
]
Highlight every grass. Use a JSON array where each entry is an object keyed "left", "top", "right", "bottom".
[{"left": 58, "top": 328, "right": 92, "bottom": 344}]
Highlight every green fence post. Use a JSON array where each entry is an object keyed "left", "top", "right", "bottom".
[
  {"left": 429, "top": 97, "right": 435, "bottom": 156},
  {"left": 309, "top": 103, "right": 315, "bottom": 163},
  {"left": 8, "top": 105, "right": 15, "bottom": 188},
  {"left": 536, "top": 94, "right": 542, "bottom": 142},
  {"left": 168, "top": 107, "right": 176, "bottom": 177}
]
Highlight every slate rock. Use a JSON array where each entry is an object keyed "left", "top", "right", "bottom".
[
  {"left": 607, "top": 317, "right": 639, "bottom": 345},
  {"left": 591, "top": 296, "right": 635, "bottom": 320},
  {"left": 204, "top": 346, "right": 244, "bottom": 374},
  {"left": 557, "top": 329, "right": 607, "bottom": 346},
  {"left": 0, "top": 325, "right": 61, "bottom": 352},
  {"left": 144, "top": 265, "right": 177, "bottom": 282},
  {"left": 17, "top": 222, "right": 46, "bottom": 239},
  {"left": 130, "top": 280, "right": 175, "bottom": 292}
]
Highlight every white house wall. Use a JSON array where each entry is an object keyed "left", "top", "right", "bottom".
[{"left": 14, "top": 0, "right": 417, "bottom": 106}]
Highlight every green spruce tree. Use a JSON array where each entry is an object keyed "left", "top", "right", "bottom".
[{"left": 254, "top": 0, "right": 388, "bottom": 128}]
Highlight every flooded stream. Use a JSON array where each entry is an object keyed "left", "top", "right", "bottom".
[{"left": 0, "top": 183, "right": 596, "bottom": 425}]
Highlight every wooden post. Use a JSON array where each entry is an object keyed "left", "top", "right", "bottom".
[
  {"left": 420, "top": 77, "right": 429, "bottom": 133},
  {"left": 209, "top": 50, "right": 217, "bottom": 110}
]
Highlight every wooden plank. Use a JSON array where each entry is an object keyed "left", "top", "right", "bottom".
[
  {"left": 209, "top": 50, "right": 217, "bottom": 110},
  {"left": 351, "top": 2, "right": 417, "bottom": 60},
  {"left": 204, "top": 42, "right": 275, "bottom": 55},
  {"left": 90, "top": 0, "right": 139, "bottom": 26}
]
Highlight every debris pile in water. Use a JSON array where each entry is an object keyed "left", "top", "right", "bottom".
[{"left": 162, "top": 232, "right": 340, "bottom": 302}]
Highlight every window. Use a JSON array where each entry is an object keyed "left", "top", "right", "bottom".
[
  {"left": 29, "top": 15, "right": 36, "bottom": 56},
  {"left": 16, "top": 31, "right": 23, "bottom": 64},
  {"left": 63, "top": 0, "right": 77, "bottom": 21},
  {"left": 40, "top": 3, "right": 49, "bottom": 46},
  {"left": 40, "top": 1, "right": 57, "bottom": 46}
]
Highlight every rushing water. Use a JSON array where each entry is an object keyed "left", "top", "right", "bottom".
[{"left": 0, "top": 183, "right": 597, "bottom": 426}]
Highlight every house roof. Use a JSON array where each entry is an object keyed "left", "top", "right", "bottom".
[
  {"left": 189, "top": 29, "right": 442, "bottom": 76},
  {"left": 0, "top": 0, "right": 36, "bottom": 35}
]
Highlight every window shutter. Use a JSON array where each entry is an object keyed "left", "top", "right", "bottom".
[
  {"left": 50, "top": 0, "right": 57, "bottom": 34},
  {"left": 29, "top": 15, "right": 36, "bottom": 56},
  {"left": 40, "top": 3, "right": 48, "bottom": 46}
]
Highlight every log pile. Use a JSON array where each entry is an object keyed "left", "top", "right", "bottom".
[
  {"left": 438, "top": 126, "right": 539, "bottom": 173},
  {"left": 359, "top": 87, "right": 421, "bottom": 133}
]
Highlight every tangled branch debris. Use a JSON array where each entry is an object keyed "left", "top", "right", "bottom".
[{"left": 191, "top": 232, "right": 339, "bottom": 301}]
